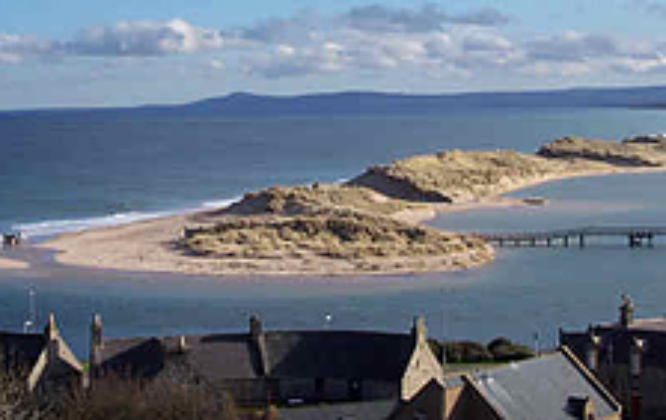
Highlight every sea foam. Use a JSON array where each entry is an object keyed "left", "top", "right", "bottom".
[{"left": 12, "top": 197, "right": 242, "bottom": 239}]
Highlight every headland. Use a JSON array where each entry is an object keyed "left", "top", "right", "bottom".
[{"left": 36, "top": 135, "right": 666, "bottom": 277}]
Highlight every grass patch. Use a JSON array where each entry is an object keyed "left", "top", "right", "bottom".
[{"left": 181, "top": 212, "right": 487, "bottom": 261}]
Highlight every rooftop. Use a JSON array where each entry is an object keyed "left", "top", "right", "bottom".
[
  {"left": 99, "top": 328, "right": 418, "bottom": 382},
  {"left": 469, "top": 350, "right": 619, "bottom": 420}
]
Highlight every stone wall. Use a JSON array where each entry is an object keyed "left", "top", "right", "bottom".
[{"left": 401, "top": 332, "right": 444, "bottom": 401}]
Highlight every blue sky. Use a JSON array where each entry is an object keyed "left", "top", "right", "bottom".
[{"left": 2, "top": 0, "right": 666, "bottom": 109}]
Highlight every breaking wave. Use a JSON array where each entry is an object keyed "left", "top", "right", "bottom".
[{"left": 11, "top": 197, "right": 242, "bottom": 239}]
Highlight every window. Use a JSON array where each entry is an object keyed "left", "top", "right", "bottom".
[
  {"left": 348, "top": 379, "right": 363, "bottom": 400},
  {"left": 315, "top": 378, "right": 325, "bottom": 400},
  {"left": 413, "top": 411, "right": 428, "bottom": 420}
]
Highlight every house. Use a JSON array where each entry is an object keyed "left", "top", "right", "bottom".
[
  {"left": 89, "top": 315, "right": 444, "bottom": 406},
  {"left": 0, "top": 314, "right": 84, "bottom": 394},
  {"left": 278, "top": 400, "right": 397, "bottom": 420},
  {"left": 278, "top": 348, "right": 622, "bottom": 420},
  {"left": 89, "top": 310, "right": 621, "bottom": 419},
  {"left": 447, "top": 348, "right": 622, "bottom": 420},
  {"left": 560, "top": 296, "right": 666, "bottom": 420}
]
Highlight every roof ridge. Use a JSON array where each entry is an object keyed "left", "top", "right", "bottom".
[
  {"left": 559, "top": 345, "right": 622, "bottom": 413},
  {"left": 461, "top": 374, "right": 508, "bottom": 419},
  {"left": 263, "top": 329, "right": 410, "bottom": 337},
  {"left": 103, "top": 329, "right": 411, "bottom": 343}
]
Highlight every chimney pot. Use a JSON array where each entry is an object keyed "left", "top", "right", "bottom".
[
  {"left": 90, "top": 314, "right": 104, "bottom": 372},
  {"left": 178, "top": 336, "right": 188, "bottom": 353},
  {"left": 412, "top": 316, "right": 427, "bottom": 343},
  {"left": 250, "top": 316, "right": 263, "bottom": 340},
  {"left": 45, "top": 313, "right": 59, "bottom": 340},
  {"left": 620, "top": 295, "right": 635, "bottom": 327}
]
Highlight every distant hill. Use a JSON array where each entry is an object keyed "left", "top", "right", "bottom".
[
  {"left": 180, "top": 87, "right": 666, "bottom": 115},
  {"left": 5, "top": 85, "right": 666, "bottom": 117}
]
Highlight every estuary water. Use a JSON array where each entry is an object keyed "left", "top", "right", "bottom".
[{"left": 2, "top": 106, "right": 666, "bottom": 357}]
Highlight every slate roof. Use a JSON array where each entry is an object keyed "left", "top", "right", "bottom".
[
  {"left": 101, "top": 333, "right": 261, "bottom": 380},
  {"left": 99, "top": 329, "right": 416, "bottom": 383},
  {"left": 0, "top": 332, "right": 46, "bottom": 372},
  {"left": 277, "top": 400, "right": 397, "bottom": 420},
  {"left": 469, "top": 350, "right": 620, "bottom": 420},
  {"left": 264, "top": 331, "right": 414, "bottom": 380},
  {"left": 624, "top": 318, "right": 666, "bottom": 332}
]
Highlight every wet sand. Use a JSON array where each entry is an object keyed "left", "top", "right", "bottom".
[{"left": 0, "top": 256, "right": 29, "bottom": 270}]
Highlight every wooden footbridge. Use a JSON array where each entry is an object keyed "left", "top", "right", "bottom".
[{"left": 477, "top": 226, "right": 666, "bottom": 248}]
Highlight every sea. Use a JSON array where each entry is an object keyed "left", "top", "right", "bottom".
[{"left": 2, "top": 106, "right": 666, "bottom": 357}]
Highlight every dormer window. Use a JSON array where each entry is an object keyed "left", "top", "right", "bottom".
[{"left": 567, "top": 395, "right": 596, "bottom": 420}]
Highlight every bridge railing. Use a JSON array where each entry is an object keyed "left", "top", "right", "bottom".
[{"left": 475, "top": 225, "right": 666, "bottom": 246}]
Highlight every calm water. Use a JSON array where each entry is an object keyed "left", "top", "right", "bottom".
[{"left": 2, "top": 107, "right": 666, "bottom": 357}]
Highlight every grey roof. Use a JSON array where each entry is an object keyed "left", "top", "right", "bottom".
[
  {"left": 278, "top": 400, "right": 397, "bottom": 420},
  {"left": 0, "top": 332, "right": 45, "bottom": 372},
  {"left": 101, "top": 333, "right": 260, "bottom": 380},
  {"left": 265, "top": 331, "right": 414, "bottom": 380},
  {"left": 470, "top": 351, "right": 619, "bottom": 420},
  {"left": 174, "top": 334, "right": 261, "bottom": 381},
  {"left": 100, "top": 329, "right": 416, "bottom": 383}
]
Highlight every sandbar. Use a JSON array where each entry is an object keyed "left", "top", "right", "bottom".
[
  {"left": 38, "top": 138, "right": 666, "bottom": 278},
  {"left": 0, "top": 256, "right": 29, "bottom": 270}
]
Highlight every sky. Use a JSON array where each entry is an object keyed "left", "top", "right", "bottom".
[{"left": 3, "top": 0, "right": 666, "bottom": 109}]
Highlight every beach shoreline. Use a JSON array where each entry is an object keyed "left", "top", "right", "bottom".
[
  {"left": 33, "top": 164, "right": 666, "bottom": 278},
  {"left": 388, "top": 165, "right": 666, "bottom": 224},
  {"left": 0, "top": 256, "right": 29, "bottom": 270}
]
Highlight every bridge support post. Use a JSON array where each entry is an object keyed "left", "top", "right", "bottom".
[
  {"left": 629, "top": 234, "right": 639, "bottom": 248},
  {"left": 563, "top": 236, "right": 569, "bottom": 247},
  {"left": 579, "top": 234, "right": 585, "bottom": 248}
]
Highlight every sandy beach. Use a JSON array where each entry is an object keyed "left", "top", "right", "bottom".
[
  {"left": 0, "top": 256, "right": 29, "bottom": 270},
  {"left": 40, "top": 165, "right": 666, "bottom": 277},
  {"left": 40, "top": 209, "right": 494, "bottom": 277}
]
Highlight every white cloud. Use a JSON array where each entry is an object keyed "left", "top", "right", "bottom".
[
  {"left": 5, "top": 4, "right": 666, "bottom": 87},
  {"left": 525, "top": 31, "right": 622, "bottom": 62},
  {"left": 519, "top": 61, "right": 594, "bottom": 77},
  {"left": 0, "top": 34, "right": 53, "bottom": 64},
  {"left": 613, "top": 55, "right": 666, "bottom": 73},
  {"left": 248, "top": 41, "right": 348, "bottom": 78},
  {"left": 341, "top": 3, "right": 509, "bottom": 33},
  {"left": 65, "top": 19, "right": 224, "bottom": 56},
  {"left": 208, "top": 59, "right": 225, "bottom": 70}
]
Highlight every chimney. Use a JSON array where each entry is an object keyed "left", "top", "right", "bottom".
[
  {"left": 249, "top": 316, "right": 269, "bottom": 376},
  {"left": 45, "top": 313, "right": 60, "bottom": 362},
  {"left": 585, "top": 330, "right": 600, "bottom": 372},
  {"left": 412, "top": 316, "right": 428, "bottom": 344},
  {"left": 620, "top": 295, "right": 635, "bottom": 328},
  {"left": 44, "top": 313, "right": 59, "bottom": 340},
  {"left": 250, "top": 315, "right": 263, "bottom": 341},
  {"left": 90, "top": 314, "right": 104, "bottom": 372},
  {"left": 177, "top": 336, "right": 189, "bottom": 353}
]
